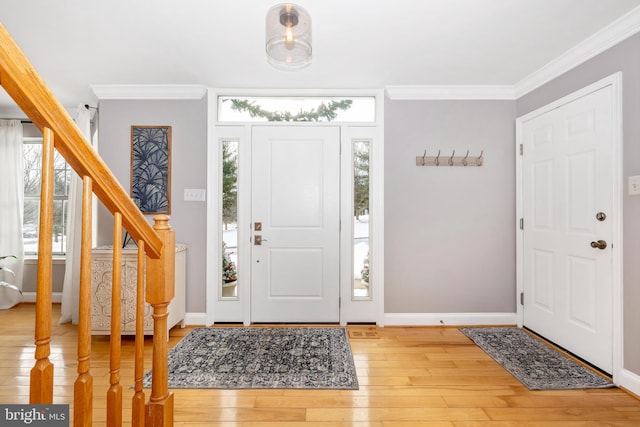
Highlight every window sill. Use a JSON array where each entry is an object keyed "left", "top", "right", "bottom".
[{"left": 24, "top": 256, "right": 67, "bottom": 266}]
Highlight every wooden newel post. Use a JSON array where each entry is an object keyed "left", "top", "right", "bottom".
[{"left": 145, "top": 215, "right": 175, "bottom": 426}]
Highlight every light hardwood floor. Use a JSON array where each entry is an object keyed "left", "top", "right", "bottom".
[{"left": 1, "top": 303, "right": 639, "bottom": 426}]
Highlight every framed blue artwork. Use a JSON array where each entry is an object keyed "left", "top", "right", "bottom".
[{"left": 130, "top": 125, "right": 171, "bottom": 214}]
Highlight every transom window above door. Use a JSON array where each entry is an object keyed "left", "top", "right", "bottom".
[{"left": 217, "top": 96, "right": 376, "bottom": 122}]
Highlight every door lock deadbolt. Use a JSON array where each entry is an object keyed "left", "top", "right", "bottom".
[{"left": 596, "top": 212, "right": 606, "bottom": 222}]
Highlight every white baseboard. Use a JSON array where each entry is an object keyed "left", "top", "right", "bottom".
[
  {"left": 383, "top": 312, "right": 517, "bottom": 326},
  {"left": 21, "top": 292, "right": 62, "bottom": 304},
  {"left": 185, "top": 312, "right": 517, "bottom": 327},
  {"left": 620, "top": 368, "right": 640, "bottom": 397},
  {"left": 184, "top": 312, "right": 208, "bottom": 326}
]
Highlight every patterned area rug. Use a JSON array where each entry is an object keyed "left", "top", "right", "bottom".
[
  {"left": 460, "top": 327, "right": 614, "bottom": 390},
  {"left": 144, "top": 327, "right": 359, "bottom": 389}
]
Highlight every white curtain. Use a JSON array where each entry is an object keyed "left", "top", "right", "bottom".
[
  {"left": 0, "top": 120, "right": 24, "bottom": 296},
  {"left": 60, "top": 106, "right": 92, "bottom": 324}
]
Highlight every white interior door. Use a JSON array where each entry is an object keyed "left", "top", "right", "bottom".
[
  {"left": 251, "top": 126, "right": 340, "bottom": 322},
  {"left": 521, "top": 84, "right": 615, "bottom": 373}
]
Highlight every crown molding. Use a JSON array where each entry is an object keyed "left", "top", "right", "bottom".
[
  {"left": 91, "top": 84, "right": 207, "bottom": 101},
  {"left": 385, "top": 85, "right": 516, "bottom": 100},
  {"left": 514, "top": 5, "right": 640, "bottom": 98}
]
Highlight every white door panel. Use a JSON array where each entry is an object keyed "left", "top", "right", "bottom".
[
  {"left": 522, "top": 84, "right": 614, "bottom": 373},
  {"left": 251, "top": 126, "right": 340, "bottom": 323}
]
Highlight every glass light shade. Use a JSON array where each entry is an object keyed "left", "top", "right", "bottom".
[{"left": 266, "top": 3, "right": 312, "bottom": 70}]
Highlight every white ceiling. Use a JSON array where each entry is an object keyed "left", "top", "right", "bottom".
[{"left": 1, "top": 0, "right": 640, "bottom": 111}]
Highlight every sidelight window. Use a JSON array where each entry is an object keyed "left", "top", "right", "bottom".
[
  {"left": 221, "top": 139, "right": 239, "bottom": 298},
  {"left": 353, "top": 140, "right": 371, "bottom": 298}
]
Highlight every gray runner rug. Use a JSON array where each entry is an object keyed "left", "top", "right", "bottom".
[
  {"left": 143, "top": 327, "right": 359, "bottom": 389},
  {"left": 460, "top": 327, "right": 614, "bottom": 390}
]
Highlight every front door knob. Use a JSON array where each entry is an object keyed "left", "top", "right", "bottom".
[{"left": 590, "top": 240, "right": 607, "bottom": 250}]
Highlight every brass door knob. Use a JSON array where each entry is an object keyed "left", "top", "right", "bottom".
[{"left": 590, "top": 240, "right": 607, "bottom": 250}]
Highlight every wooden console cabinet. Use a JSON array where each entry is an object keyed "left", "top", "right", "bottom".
[{"left": 91, "top": 244, "right": 187, "bottom": 335}]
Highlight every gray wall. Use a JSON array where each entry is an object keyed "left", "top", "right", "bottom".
[
  {"left": 384, "top": 100, "right": 517, "bottom": 313},
  {"left": 97, "top": 98, "right": 208, "bottom": 313},
  {"left": 516, "top": 33, "right": 640, "bottom": 376},
  {"left": 22, "top": 262, "right": 65, "bottom": 294},
  {"left": 95, "top": 97, "right": 518, "bottom": 317}
]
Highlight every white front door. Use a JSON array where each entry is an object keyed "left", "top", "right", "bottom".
[
  {"left": 251, "top": 126, "right": 340, "bottom": 322},
  {"left": 520, "top": 83, "right": 616, "bottom": 373}
]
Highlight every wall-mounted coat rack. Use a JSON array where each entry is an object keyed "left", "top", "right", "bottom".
[{"left": 415, "top": 149, "right": 484, "bottom": 167}]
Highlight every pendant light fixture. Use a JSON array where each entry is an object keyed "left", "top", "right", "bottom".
[{"left": 265, "top": 3, "right": 312, "bottom": 70}]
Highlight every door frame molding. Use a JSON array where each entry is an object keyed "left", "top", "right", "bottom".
[
  {"left": 205, "top": 88, "right": 385, "bottom": 326},
  {"left": 515, "top": 72, "right": 623, "bottom": 383}
]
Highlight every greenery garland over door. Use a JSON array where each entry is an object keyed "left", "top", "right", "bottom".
[{"left": 226, "top": 99, "right": 353, "bottom": 121}]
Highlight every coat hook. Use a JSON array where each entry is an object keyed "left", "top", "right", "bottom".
[
  {"left": 476, "top": 150, "right": 484, "bottom": 166},
  {"left": 449, "top": 150, "right": 455, "bottom": 166},
  {"left": 462, "top": 150, "right": 470, "bottom": 166},
  {"left": 422, "top": 149, "right": 427, "bottom": 166},
  {"left": 435, "top": 149, "right": 441, "bottom": 166}
]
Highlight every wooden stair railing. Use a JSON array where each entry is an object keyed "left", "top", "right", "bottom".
[{"left": 0, "top": 23, "right": 175, "bottom": 426}]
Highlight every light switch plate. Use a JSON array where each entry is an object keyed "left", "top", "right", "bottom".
[
  {"left": 628, "top": 176, "right": 640, "bottom": 196},
  {"left": 184, "top": 188, "right": 206, "bottom": 201}
]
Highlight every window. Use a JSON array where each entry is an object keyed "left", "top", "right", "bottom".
[
  {"left": 23, "top": 136, "right": 71, "bottom": 255},
  {"left": 221, "top": 139, "right": 239, "bottom": 298},
  {"left": 353, "top": 140, "right": 370, "bottom": 298}
]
